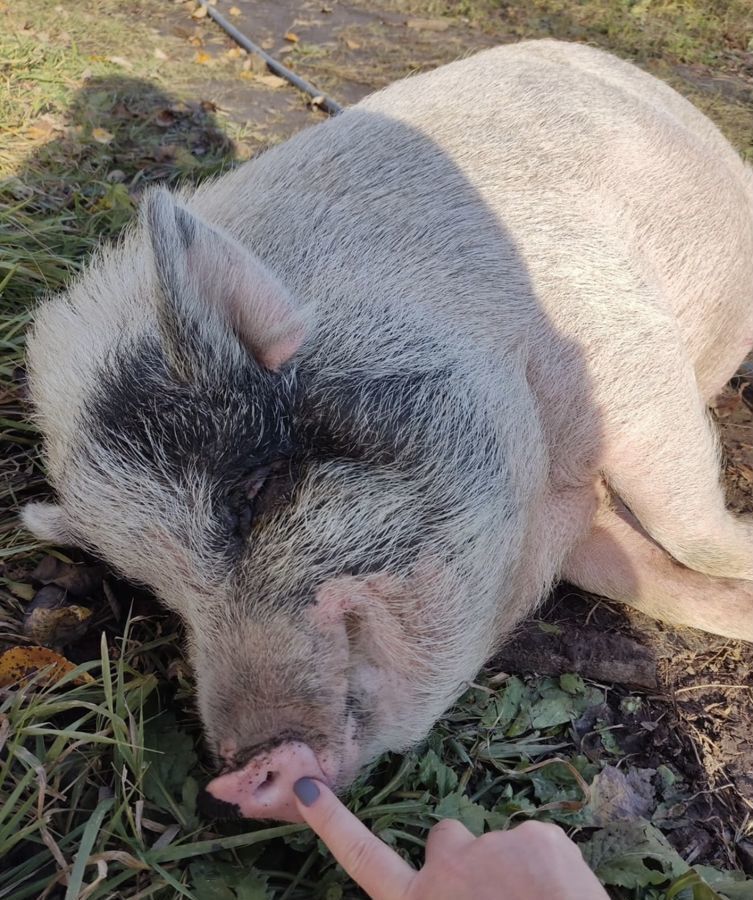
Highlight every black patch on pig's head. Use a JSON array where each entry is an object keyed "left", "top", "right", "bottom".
[
  {"left": 85, "top": 334, "right": 302, "bottom": 552},
  {"left": 91, "top": 336, "right": 297, "bottom": 475},
  {"left": 299, "top": 367, "right": 454, "bottom": 467},
  {"left": 225, "top": 457, "right": 302, "bottom": 542}
]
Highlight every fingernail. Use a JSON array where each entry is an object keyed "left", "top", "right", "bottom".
[{"left": 293, "top": 777, "right": 320, "bottom": 807}]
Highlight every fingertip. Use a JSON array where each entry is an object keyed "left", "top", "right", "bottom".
[
  {"left": 293, "top": 777, "right": 321, "bottom": 808},
  {"left": 292, "top": 777, "right": 341, "bottom": 832},
  {"left": 292, "top": 782, "right": 416, "bottom": 900}
]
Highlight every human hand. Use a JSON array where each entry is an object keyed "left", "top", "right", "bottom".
[{"left": 293, "top": 777, "right": 609, "bottom": 900}]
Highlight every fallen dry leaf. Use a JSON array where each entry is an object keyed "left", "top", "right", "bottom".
[
  {"left": 228, "top": 5, "right": 241, "bottom": 14},
  {"left": 345, "top": 38, "right": 361, "bottom": 49},
  {"left": 7, "top": 581, "right": 35, "bottom": 602},
  {"left": 191, "top": 3, "right": 208, "bottom": 18},
  {"left": 234, "top": 140, "right": 253, "bottom": 160},
  {"left": 194, "top": 50, "right": 212, "bottom": 65},
  {"left": 0, "top": 646, "right": 94, "bottom": 689},
  {"left": 261, "top": 37, "right": 274, "bottom": 49},
  {"left": 32, "top": 556, "right": 106, "bottom": 596},
  {"left": 284, "top": 31, "right": 299, "bottom": 42},
  {"left": 588, "top": 766, "right": 655, "bottom": 826},
  {"left": 91, "top": 127, "right": 114, "bottom": 144},
  {"left": 23, "top": 586, "right": 93, "bottom": 648},
  {"left": 106, "top": 55, "right": 133, "bottom": 68},
  {"left": 26, "top": 116, "right": 60, "bottom": 141},
  {"left": 256, "top": 74, "right": 287, "bottom": 88},
  {"left": 225, "top": 46, "right": 244, "bottom": 58},
  {"left": 154, "top": 48, "right": 168, "bottom": 60},
  {"left": 155, "top": 108, "right": 177, "bottom": 127},
  {"left": 242, "top": 52, "right": 267, "bottom": 74}
]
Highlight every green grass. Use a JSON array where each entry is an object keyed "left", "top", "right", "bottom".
[
  {"left": 3, "top": 637, "right": 752, "bottom": 898},
  {"left": 2, "top": 0, "right": 753, "bottom": 896},
  {"left": 401, "top": 0, "right": 753, "bottom": 159},
  {"left": 5, "top": 633, "right": 750, "bottom": 899},
  {"left": 490, "top": 0, "right": 753, "bottom": 65}
]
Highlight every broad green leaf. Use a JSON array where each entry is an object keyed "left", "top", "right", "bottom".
[
  {"left": 581, "top": 819, "right": 688, "bottom": 889},
  {"left": 142, "top": 710, "right": 198, "bottom": 813},
  {"left": 560, "top": 673, "right": 586, "bottom": 695},
  {"left": 417, "top": 748, "right": 458, "bottom": 797},
  {"left": 692, "top": 866, "right": 753, "bottom": 899},
  {"left": 529, "top": 695, "right": 575, "bottom": 729},
  {"left": 483, "top": 675, "right": 525, "bottom": 732},
  {"left": 434, "top": 793, "right": 487, "bottom": 836}
]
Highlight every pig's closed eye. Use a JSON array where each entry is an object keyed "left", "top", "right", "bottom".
[
  {"left": 246, "top": 466, "right": 272, "bottom": 501},
  {"left": 223, "top": 460, "right": 292, "bottom": 542}
]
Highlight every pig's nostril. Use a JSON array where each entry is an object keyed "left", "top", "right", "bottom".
[{"left": 258, "top": 770, "right": 276, "bottom": 790}]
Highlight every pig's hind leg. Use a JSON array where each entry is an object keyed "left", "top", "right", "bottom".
[
  {"left": 562, "top": 490, "right": 753, "bottom": 642},
  {"left": 599, "top": 335, "right": 753, "bottom": 583}
]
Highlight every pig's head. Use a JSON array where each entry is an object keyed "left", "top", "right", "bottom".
[{"left": 22, "top": 188, "right": 515, "bottom": 820}]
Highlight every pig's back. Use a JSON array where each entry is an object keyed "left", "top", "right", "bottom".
[
  {"left": 196, "top": 40, "right": 753, "bottom": 387},
  {"left": 191, "top": 40, "right": 753, "bottom": 488},
  {"left": 355, "top": 39, "right": 753, "bottom": 392}
]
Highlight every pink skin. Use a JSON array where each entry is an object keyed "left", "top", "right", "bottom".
[
  {"left": 205, "top": 716, "right": 361, "bottom": 822},
  {"left": 206, "top": 742, "right": 326, "bottom": 822}
]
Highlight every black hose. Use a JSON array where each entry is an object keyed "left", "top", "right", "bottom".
[{"left": 196, "top": 0, "right": 343, "bottom": 116}]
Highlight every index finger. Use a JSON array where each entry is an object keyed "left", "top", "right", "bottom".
[{"left": 293, "top": 778, "right": 416, "bottom": 900}]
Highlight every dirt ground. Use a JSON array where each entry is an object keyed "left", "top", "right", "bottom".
[{"left": 151, "top": 0, "right": 753, "bottom": 157}]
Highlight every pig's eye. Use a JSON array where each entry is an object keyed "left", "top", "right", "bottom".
[
  {"left": 223, "top": 460, "right": 292, "bottom": 542},
  {"left": 246, "top": 465, "right": 272, "bottom": 502}
]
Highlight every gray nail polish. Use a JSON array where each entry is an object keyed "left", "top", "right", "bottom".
[{"left": 294, "top": 777, "right": 320, "bottom": 807}]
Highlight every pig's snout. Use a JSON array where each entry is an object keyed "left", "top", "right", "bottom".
[{"left": 202, "top": 741, "right": 328, "bottom": 822}]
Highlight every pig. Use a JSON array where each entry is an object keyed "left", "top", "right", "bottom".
[{"left": 21, "top": 39, "right": 753, "bottom": 822}]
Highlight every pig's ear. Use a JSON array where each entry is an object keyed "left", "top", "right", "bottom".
[
  {"left": 143, "top": 188, "right": 310, "bottom": 371},
  {"left": 309, "top": 574, "right": 416, "bottom": 674},
  {"left": 21, "top": 502, "right": 76, "bottom": 545},
  {"left": 309, "top": 577, "right": 362, "bottom": 625}
]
